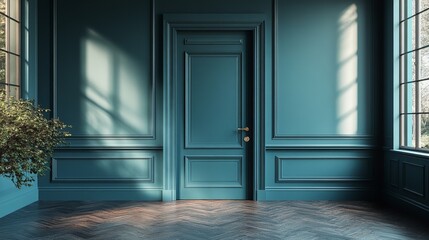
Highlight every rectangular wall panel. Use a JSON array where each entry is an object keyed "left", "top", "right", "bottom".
[
  {"left": 276, "top": 156, "right": 371, "bottom": 182},
  {"left": 185, "top": 156, "right": 242, "bottom": 187},
  {"left": 402, "top": 161, "right": 425, "bottom": 197},
  {"left": 52, "top": 157, "right": 154, "bottom": 182},
  {"left": 273, "top": 0, "right": 373, "bottom": 137},
  {"left": 54, "top": 0, "right": 155, "bottom": 143}
]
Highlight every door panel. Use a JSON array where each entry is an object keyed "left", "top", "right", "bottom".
[
  {"left": 184, "top": 156, "right": 242, "bottom": 188},
  {"left": 185, "top": 53, "right": 243, "bottom": 148},
  {"left": 177, "top": 31, "right": 252, "bottom": 199}
]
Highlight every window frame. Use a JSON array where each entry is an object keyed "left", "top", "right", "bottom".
[
  {"left": 399, "top": 0, "right": 429, "bottom": 152},
  {"left": 0, "top": 0, "right": 21, "bottom": 98}
]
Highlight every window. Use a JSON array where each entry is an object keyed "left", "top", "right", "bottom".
[
  {"left": 400, "top": 0, "right": 429, "bottom": 151},
  {"left": 0, "top": 0, "right": 20, "bottom": 98}
]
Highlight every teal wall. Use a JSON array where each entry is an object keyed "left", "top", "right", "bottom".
[
  {"left": 0, "top": 177, "right": 38, "bottom": 218},
  {"left": 383, "top": 0, "right": 429, "bottom": 216},
  {"left": 34, "top": 0, "right": 379, "bottom": 201},
  {"left": 37, "top": 0, "right": 163, "bottom": 200},
  {"left": 262, "top": 0, "right": 378, "bottom": 200}
]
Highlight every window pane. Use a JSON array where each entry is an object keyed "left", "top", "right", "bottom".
[
  {"left": 406, "top": 17, "right": 416, "bottom": 52},
  {"left": 9, "top": 19, "right": 19, "bottom": 54},
  {"left": 404, "top": 82, "right": 417, "bottom": 113},
  {"left": 405, "top": 114, "right": 416, "bottom": 147},
  {"left": 420, "top": 114, "right": 429, "bottom": 148},
  {"left": 0, "top": 15, "right": 5, "bottom": 50},
  {"left": 8, "top": 53, "right": 18, "bottom": 85},
  {"left": 0, "top": 0, "right": 5, "bottom": 14},
  {"left": 420, "top": 47, "right": 429, "bottom": 79},
  {"left": 419, "top": 10, "right": 429, "bottom": 48},
  {"left": 420, "top": 0, "right": 429, "bottom": 11},
  {"left": 0, "top": 50, "right": 4, "bottom": 83},
  {"left": 405, "top": 52, "right": 416, "bottom": 82},
  {"left": 9, "top": 0, "right": 19, "bottom": 20},
  {"left": 420, "top": 80, "right": 429, "bottom": 112}
]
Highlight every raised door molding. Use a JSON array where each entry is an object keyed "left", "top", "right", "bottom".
[{"left": 163, "top": 14, "right": 266, "bottom": 201}]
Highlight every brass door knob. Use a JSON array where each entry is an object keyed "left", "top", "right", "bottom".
[
  {"left": 244, "top": 136, "right": 250, "bottom": 142},
  {"left": 237, "top": 127, "right": 250, "bottom": 132}
]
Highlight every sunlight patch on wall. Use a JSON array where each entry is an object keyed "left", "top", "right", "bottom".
[
  {"left": 83, "top": 29, "right": 114, "bottom": 134},
  {"left": 337, "top": 4, "right": 359, "bottom": 134},
  {"left": 81, "top": 29, "right": 149, "bottom": 135},
  {"left": 117, "top": 51, "right": 148, "bottom": 134}
]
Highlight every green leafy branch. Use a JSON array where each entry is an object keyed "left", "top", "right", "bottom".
[{"left": 0, "top": 90, "right": 71, "bottom": 188}]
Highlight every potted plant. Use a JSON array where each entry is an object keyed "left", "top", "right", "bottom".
[{"left": 0, "top": 90, "right": 70, "bottom": 188}]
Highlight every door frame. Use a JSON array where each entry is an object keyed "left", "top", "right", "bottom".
[{"left": 163, "top": 14, "right": 266, "bottom": 201}]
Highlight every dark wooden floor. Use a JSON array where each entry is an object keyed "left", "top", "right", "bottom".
[{"left": 0, "top": 201, "right": 428, "bottom": 240}]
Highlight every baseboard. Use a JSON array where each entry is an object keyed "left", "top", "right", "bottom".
[
  {"left": 162, "top": 190, "right": 176, "bottom": 201},
  {"left": 259, "top": 188, "right": 373, "bottom": 201},
  {"left": 39, "top": 188, "right": 163, "bottom": 201},
  {"left": 256, "top": 190, "right": 267, "bottom": 200},
  {"left": 0, "top": 187, "right": 38, "bottom": 218},
  {"left": 385, "top": 190, "right": 429, "bottom": 219}
]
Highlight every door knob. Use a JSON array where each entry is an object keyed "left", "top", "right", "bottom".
[{"left": 237, "top": 127, "right": 250, "bottom": 132}]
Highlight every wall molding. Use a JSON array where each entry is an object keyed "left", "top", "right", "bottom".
[
  {"left": 275, "top": 156, "right": 372, "bottom": 183},
  {"left": 260, "top": 187, "right": 373, "bottom": 200},
  {"left": 266, "top": 145, "right": 374, "bottom": 150},
  {"left": 185, "top": 39, "right": 243, "bottom": 45},
  {"left": 52, "top": 0, "right": 157, "bottom": 140},
  {"left": 389, "top": 149, "right": 429, "bottom": 160},
  {"left": 56, "top": 146, "right": 163, "bottom": 151},
  {"left": 39, "top": 187, "right": 162, "bottom": 201},
  {"left": 60, "top": 137, "right": 163, "bottom": 148},
  {"left": 51, "top": 156, "right": 155, "bottom": 183},
  {"left": 271, "top": 0, "right": 375, "bottom": 139}
]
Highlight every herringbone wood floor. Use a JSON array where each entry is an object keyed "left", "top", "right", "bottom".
[{"left": 0, "top": 201, "right": 428, "bottom": 240}]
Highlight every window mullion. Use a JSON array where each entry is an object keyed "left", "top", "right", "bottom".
[
  {"left": 402, "top": 0, "right": 408, "bottom": 147},
  {"left": 415, "top": 0, "right": 421, "bottom": 148}
]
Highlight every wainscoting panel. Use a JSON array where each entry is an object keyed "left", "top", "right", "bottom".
[
  {"left": 275, "top": 156, "right": 371, "bottom": 182},
  {"left": 384, "top": 150, "right": 429, "bottom": 216},
  {"left": 402, "top": 161, "right": 425, "bottom": 197},
  {"left": 39, "top": 149, "right": 163, "bottom": 201},
  {"left": 265, "top": 148, "right": 374, "bottom": 200},
  {"left": 52, "top": 157, "right": 154, "bottom": 182}
]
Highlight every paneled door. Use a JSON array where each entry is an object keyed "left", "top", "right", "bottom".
[{"left": 176, "top": 31, "right": 253, "bottom": 199}]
